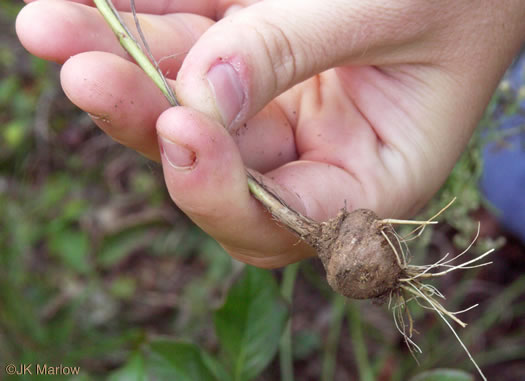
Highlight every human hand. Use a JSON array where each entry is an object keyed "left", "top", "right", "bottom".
[{"left": 16, "top": 0, "right": 525, "bottom": 267}]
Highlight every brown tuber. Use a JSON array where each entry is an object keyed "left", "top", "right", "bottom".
[
  {"left": 316, "top": 209, "right": 403, "bottom": 300},
  {"left": 246, "top": 171, "right": 410, "bottom": 300}
]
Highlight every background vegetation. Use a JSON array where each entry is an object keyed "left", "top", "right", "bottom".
[{"left": 1, "top": 2, "right": 524, "bottom": 380}]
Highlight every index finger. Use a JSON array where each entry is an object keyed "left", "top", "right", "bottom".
[{"left": 17, "top": 1, "right": 212, "bottom": 77}]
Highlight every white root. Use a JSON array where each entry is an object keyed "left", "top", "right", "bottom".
[
  {"left": 395, "top": 197, "right": 457, "bottom": 242},
  {"left": 381, "top": 229, "right": 406, "bottom": 268},
  {"left": 406, "top": 248, "right": 494, "bottom": 279},
  {"left": 381, "top": 219, "right": 438, "bottom": 225},
  {"left": 401, "top": 283, "right": 487, "bottom": 381},
  {"left": 392, "top": 296, "right": 422, "bottom": 361},
  {"left": 381, "top": 199, "right": 493, "bottom": 381}
]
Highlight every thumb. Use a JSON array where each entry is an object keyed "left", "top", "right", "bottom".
[
  {"left": 155, "top": 106, "right": 314, "bottom": 267},
  {"left": 176, "top": 0, "right": 434, "bottom": 128}
]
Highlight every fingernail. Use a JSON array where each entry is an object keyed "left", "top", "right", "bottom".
[
  {"left": 207, "top": 62, "right": 245, "bottom": 127},
  {"left": 158, "top": 136, "right": 196, "bottom": 170}
]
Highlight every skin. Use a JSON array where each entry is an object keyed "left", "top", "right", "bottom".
[{"left": 16, "top": 0, "right": 525, "bottom": 268}]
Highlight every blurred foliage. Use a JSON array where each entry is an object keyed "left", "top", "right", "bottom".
[
  {"left": 409, "top": 369, "right": 474, "bottom": 381},
  {"left": 106, "top": 267, "right": 287, "bottom": 381},
  {"left": 1, "top": 2, "right": 524, "bottom": 381}
]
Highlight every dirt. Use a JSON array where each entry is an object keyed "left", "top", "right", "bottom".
[{"left": 315, "top": 209, "right": 403, "bottom": 299}]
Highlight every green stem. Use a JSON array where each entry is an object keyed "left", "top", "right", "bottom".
[
  {"left": 347, "top": 302, "right": 374, "bottom": 381},
  {"left": 94, "top": 0, "right": 302, "bottom": 233},
  {"left": 279, "top": 263, "right": 300, "bottom": 381},
  {"left": 321, "top": 295, "right": 346, "bottom": 381},
  {"left": 93, "top": 0, "right": 178, "bottom": 106}
]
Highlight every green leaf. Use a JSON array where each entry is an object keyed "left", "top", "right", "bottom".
[
  {"left": 109, "top": 276, "right": 137, "bottom": 300},
  {"left": 97, "top": 229, "right": 149, "bottom": 268},
  {"left": 410, "top": 369, "right": 474, "bottom": 381},
  {"left": 38, "top": 174, "right": 73, "bottom": 210},
  {"left": 214, "top": 266, "right": 289, "bottom": 381},
  {"left": 62, "top": 199, "right": 89, "bottom": 221},
  {"left": 0, "top": 76, "right": 19, "bottom": 105},
  {"left": 200, "top": 238, "right": 232, "bottom": 283},
  {"left": 3, "top": 119, "right": 28, "bottom": 148},
  {"left": 147, "top": 340, "right": 219, "bottom": 381},
  {"left": 48, "top": 228, "right": 91, "bottom": 273},
  {"left": 201, "top": 351, "right": 233, "bottom": 381},
  {"left": 109, "top": 352, "right": 146, "bottom": 381}
]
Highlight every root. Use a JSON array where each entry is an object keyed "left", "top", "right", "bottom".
[
  {"left": 381, "top": 219, "right": 438, "bottom": 226},
  {"left": 392, "top": 197, "right": 457, "bottom": 243},
  {"left": 246, "top": 171, "right": 321, "bottom": 244},
  {"left": 383, "top": 203, "right": 492, "bottom": 381},
  {"left": 402, "top": 223, "right": 494, "bottom": 280},
  {"left": 401, "top": 282, "right": 486, "bottom": 381},
  {"left": 381, "top": 229, "right": 406, "bottom": 268},
  {"left": 391, "top": 290, "right": 422, "bottom": 362}
]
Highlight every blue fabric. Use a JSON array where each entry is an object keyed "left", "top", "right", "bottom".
[{"left": 481, "top": 52, "right": 525, "bottom": 242}]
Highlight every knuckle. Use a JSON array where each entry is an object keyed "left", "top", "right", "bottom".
[{"left": 249, "top": 19, "right": 300, "bottom": 93}]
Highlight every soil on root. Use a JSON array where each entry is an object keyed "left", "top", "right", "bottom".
[{"left": 313, "top": 209, "right": 404, "bottom": 300}]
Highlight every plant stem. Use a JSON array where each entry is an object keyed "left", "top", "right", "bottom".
[
  {"left": 347, "top": 302, "right": 375, "bottom": 381},
  {"left": 321, "top": 294, "right": 346, "bottom": 381},
  {"left": 94, "top": 0, "right": 304, "bottom": 234},
  {"left": 246, "top": 172, "right": 319, "bottom": 240},
  {"left": 93, "top": 0, "right": 177, "bottom": 105},
  {"left": 279, "top": 263, "right": 300, "bottom": 381}
]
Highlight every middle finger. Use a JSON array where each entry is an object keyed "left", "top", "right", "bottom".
[{"left": 17, "top": 0, "right": 214, "bottom": 79}]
